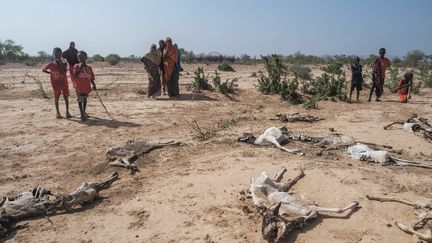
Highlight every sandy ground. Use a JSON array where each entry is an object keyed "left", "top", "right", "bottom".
[{"left": 0, "top": 62, "right": 431, "bottom": 243}]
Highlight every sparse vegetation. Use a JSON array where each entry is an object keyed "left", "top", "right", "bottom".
[
  {"left": 419, "top": 65, "right": 432, "bottom": 88},
  {"left": 304, "top": 99, "right": 318, "bottom": 109},
  {"left": 302, "top": 63, "right": 348, "bottom": 101},
  {"left": 91, "top": 54, "right": 105, "bottom": 62},
  {"left": 250, "top": 72, "right": 257, "bottom": 77},
  {"left": 217, "top": 63, "right": 235, "bottom": 72},
  {"left": 386, "top": 67, "right": 400, "bottom": 93},
  {"left": 212, "top": 70, "right": 238, "bottom": 94},
  {"left": 105, "top": 54, "right": 121, "bottom": 65},
  {"left": 257, "top": 55, "right": 303, "bottom": 104},
  {"left": 186, "top": 67, "right": 212, "bottom": 92}
]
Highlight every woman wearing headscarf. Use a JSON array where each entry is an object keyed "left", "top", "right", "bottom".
[
  {"left": 163, "top": 37, "right": 178, "bottom": 97},
  {"left": 140, "top": 44, "right": 162, "bottom": 98}
]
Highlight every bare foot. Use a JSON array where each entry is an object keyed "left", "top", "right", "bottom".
[
  {"left": 56, "top": 113, "right": 62, "bottom": 119},
  {"left": 65, "top": 112, "right": 72, "bottom": 118}
]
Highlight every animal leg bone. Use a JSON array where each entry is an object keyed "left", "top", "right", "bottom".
[
  {"left": 273, "top": 167, "right": 287, "bottom": 182},
  {"left": 265, "top": 136, "right": 299, "bottom": 153},
  {"left": 278, "top": 170, "right": 305, "bottom": 192},
  {"left": 391, "top": 157, "right": 432, "bottom": 169},
  {"left": 395, "top": 218, "right": 432, "bottom": 242},
  {"left": 383, "top": 121, "right": 404, "bottom": 130},
  {"left": 310, "top": 201, "right": 359, "bottom": 214}
]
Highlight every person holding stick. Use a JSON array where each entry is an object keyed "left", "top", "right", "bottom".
[
  {"left": 397, "top": 72, "right": 414, "bottom": 103},
  {"left": 73, "top": 51, "right": 96, "bottom": 121}
]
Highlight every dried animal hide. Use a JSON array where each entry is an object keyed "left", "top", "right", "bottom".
[
  {"left": 273, "top": 112, "right": 324, "bottom": 123},
  {"left": 106, "top": 140, "right": 181, "bottom": 172},
  {"left": 0, "top": 172, "right": 119, "bottom": 239},
  {"left": 347, "top": 143, "right": 432, "bottom": 169}
]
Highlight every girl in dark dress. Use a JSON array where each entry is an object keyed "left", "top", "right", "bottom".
[{"left": 140, "top": 44, "right": 161, "bottom": 98}]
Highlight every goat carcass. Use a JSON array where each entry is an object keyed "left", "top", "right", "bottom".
[
  {"left": 0, "top": 172, "right": 119, "bottom": 239},
  {"left": 367, "top": 195, "right": 432, "bottom": 242},
  {"left": 250, "top": 167, "right": 359, "bottom": 242},
  {"left": 238, "top": 126, "right": 299, "bottom": 153}
]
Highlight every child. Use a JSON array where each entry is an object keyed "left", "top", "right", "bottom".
[
  {"left": 42, "top": 47, "right": 71, "bottom": 119},
  {"left": 349, "top": 57, "right": 363, "bottom": 102},
  {"left": 397, "top": 72, "right": 414, "bottom": 103},
  {"left": 73, "top": 51, "right": 96, "bottom": 121}
]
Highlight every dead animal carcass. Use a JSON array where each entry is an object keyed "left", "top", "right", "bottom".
[
  {"left": 106, "top": 139, "right": 180, "bottom": 172},
  {"left": 0, "top": 172, "right": 119, "bottom": 239},
  {"left": 249, "top": 167, "right": 359, "bottom": 242},
  {"left": 367, "top": 195, "right": 432, "bottom": 242},
  {"left": 273, "top": 112, "right": 324, "bottom": 123}
]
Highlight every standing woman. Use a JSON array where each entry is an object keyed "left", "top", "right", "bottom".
[
  {"left": 163, "top": 37, "right": 178, "bottom": 97},
  {"left": 140, "top": 44, "right": 162, "bottom": 98},
  {"left": 158, "top": 40, "right": 166, "bottom": 95}
]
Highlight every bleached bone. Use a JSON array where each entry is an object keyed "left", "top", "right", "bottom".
[
  {"left": 238, "top": 126, "right": 299, "bottom": 153},
  {"left": 273, "top": 112, "right": 324, "bottom": 123},
  {"left": 250, "top": 167, "right": 359, "bottom": 242},
  {"left": 367, "top": 195, "right": 432, "bottom": 242},
  {"left": 106, "top": 140, "right": 180, "bottom": 172},
  {"left": 0, "top": 172, "right": 119, "bottom": 238}
]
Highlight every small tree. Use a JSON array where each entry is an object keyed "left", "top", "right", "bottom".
[
  {"left": 105, "top": 54, "right": 121, "bottom": 65},
  {"left": 92, "top": 54, "right": 105, "bottom": 62}
]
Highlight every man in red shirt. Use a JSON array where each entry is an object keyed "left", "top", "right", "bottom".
[
  {"left": 368, "top": 48, "right": 391, "bottom": 102},
  {"left": 42, "top": 47, "right": 71, "bottom": 119}
]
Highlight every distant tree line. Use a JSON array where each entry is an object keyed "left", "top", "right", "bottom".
[{"left": 1, "top": 39, "right": 431, "bottom": 68}]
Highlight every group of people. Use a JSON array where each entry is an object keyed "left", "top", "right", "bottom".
[
  {"left": 140, "top": 37, "right": 183, "bottom": 98},
  {"left": 349, "top": 48, "right": 413, "bottom": 103},
  {"left": 42, "top": 43, "right": 414, "bottom": 121},
  {"left": 42, "top": 42, "right": 96, "bottom": 121}
]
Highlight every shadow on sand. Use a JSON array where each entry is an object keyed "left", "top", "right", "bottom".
[
  {"left": 69, "top": 116, "right": 141, "bottom": 128},
  {"left": 281, "top": 206, "right": 360, "bottom": 243},
  {"left": 156, "top": 93, "right": 218, "bottom": 101}
]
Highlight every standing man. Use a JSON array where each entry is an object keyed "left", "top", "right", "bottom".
[
  {"left": 368, "top": 48, "right": 391, "bottom": 102},
  {"left": 62, "top": 41, "right": 79, "bottom": 77}
]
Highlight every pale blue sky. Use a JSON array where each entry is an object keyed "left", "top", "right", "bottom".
[{"left": 1, "top": 0, "right": 431, "bottom": 57}]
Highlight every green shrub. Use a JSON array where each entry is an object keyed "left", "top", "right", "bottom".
[
  {"left": 186, "top": 67, "right": 211, "bottom": 92},
  {"left": 302, "top": 63, "right": 347, "bottom": 101},
  {"left": 105, "top": 54, "right": 121, "bottom": 65},
  {"left": 412, "top": 82, "right": 422, "bottom": 95},
  {"left": 386, "top": 67, "right": 400, "bottom": 93},
  {"left": 304, "top": 99, "right": 318, "bottom": 109},
  {"left": 212, "top": 70, "right": 238, "bottom": 94},
  {"left": 256, "top": 55, "right": 287, "bottom": 94},
  {"left": 289, "top": 65, "right": 312, "bottom": 81},
  {"left": 217, "top": 63, "right": 235, "bottom": 72},
  {"left": 419, "top": 65, "right": 432, "bottom": 88},
  {"left": 92, "top": 54, "right": 105, "bottom": 62},
  {"left": 280, "top": 80, "right": 302, "bottom": 104}
]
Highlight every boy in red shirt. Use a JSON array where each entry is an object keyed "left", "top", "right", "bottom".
[
  {"left": 73, "top": 51, "right": 96, "bottom": 121},
  {"left": 42, "top": 47, "right": 72, "bottom": 119}
]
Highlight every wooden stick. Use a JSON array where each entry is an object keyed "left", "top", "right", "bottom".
[{"left": 94, "top": 90, "right": 113, "bottom": 119}]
